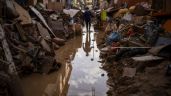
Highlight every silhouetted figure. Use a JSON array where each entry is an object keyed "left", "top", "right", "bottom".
[
  {"left": 83, "top": 31, "right": 91, "bottom": 56},
  {"left": 83, "top": 7, "right": 92, "bottom": 32}
]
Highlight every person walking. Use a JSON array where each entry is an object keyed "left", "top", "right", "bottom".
[{"left": 83, "top": 7, "right": 92, "bottom": 32}]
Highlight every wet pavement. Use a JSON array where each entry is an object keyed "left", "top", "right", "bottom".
[{"left": 21, "top": 24, "right": 108, "bottom": 96}]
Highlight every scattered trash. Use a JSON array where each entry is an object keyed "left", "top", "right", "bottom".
[
  {"left": 1, "top": 1, "right": 171, "bottom": 96},
  {"left": 0, "top": 1, "right": 81, "bottom": 77},
  {"left": 29, "top": 6, "right": 56, "bottom": 37},
  {"left": 106, "top": 32, "right": 121, "bottom": 45},
  {"left": 97, "top": 1, "right": 171, "bottom": 95}
]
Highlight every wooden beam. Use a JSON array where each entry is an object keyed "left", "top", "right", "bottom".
[
  {"left": 29, "top": 6, "right": 57, "bottom": 38},
  {"left": 0, "top": 24, "right": 17, "bottom": 75}
]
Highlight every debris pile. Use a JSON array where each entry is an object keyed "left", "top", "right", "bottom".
[
  {"left": 97, "top": 1, "right": 171, "bottom": 95},
  {"left": 0, "top": 0, "right": 83, "bottom": 76}
]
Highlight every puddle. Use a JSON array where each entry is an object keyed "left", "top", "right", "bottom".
[
  {"left": 21, "top": 25, "right": 108, "bottom": 96},
  {"left": 67, "top": 25, "right": 108, "bottom": 96}
]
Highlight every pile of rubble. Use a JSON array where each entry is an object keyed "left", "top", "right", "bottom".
[
  {"left": 97, "top": 1, "right": 171, "bottom": 96},
  {"left": 0, "top": 0, "right": 83, "bottom": 76}
]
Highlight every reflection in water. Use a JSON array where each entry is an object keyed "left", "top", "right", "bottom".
[
  {"left": 83, "top": 31, "right": 91, "bottom": 56},
  {"left": 68, "top": 25, "right": 108, "bottom": 96},
  {"left": 21, "top": 24, "right": 107, "bottom": 96},
  {"left": 21, "top": 62, "right": 72, "bottom": 96}
]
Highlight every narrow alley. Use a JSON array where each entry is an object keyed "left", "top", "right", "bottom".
[
  {"left": 1, "top": 0, "right": 171, "bottom": 96},
  {"left": 21, "top": 25, "right": 108, "bottom": 96}
]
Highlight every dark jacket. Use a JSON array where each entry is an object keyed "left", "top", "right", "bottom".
[{"left": 83, "top": 10, "right": 92, "bottom": 22}]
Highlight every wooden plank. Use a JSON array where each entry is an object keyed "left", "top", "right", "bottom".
[
  {"left": 29, "top": 6, "right": 56, "bottom": 37},
  {"left": 14, "top": 2, "right": 32, "bottom": 25},
  {"left": 15, "top": 23, "right": 27, "bottom": 41},
  {"left": 40, "top": 38, "right": 51, "bottom": 52},
  {"left": 148, "top": 45, "right": 167, "bottom": 55},
  {"left": 0, "top": 24, "right": 17, "bottom": 75},
  {"left": 37, "top": 22, "right": 51, "bottom": 40},
  {"left": 129, "top": 41, "right": 146, "bottom": 47},
  {"left": 132, "top": 55, "right": 163, "bottom": 62}
]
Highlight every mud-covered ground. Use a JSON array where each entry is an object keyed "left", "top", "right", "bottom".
[
  {"left": 103, "top": 59, "right": 171, "bottom": 96},
  {"left": 96, "top": 26, "right": 171, "bottom": 96}
]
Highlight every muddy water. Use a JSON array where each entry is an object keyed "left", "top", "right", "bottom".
[
  {"left": 21, "top": 25, "right": 108, "bottom": 96},
  {"left": 67, "top": 26, "right": 108, "bottom": 96}
]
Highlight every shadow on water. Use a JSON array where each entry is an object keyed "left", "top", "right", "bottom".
[{"left": 21, "top": 24, "right": 108, "bottom": 96}]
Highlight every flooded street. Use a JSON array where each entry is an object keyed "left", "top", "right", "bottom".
[
  {"left": 21, "top": 25, "right": 108, "bottom": 96},
  {"left": 67, "top": 26, "right": 108, "bottom": 96},
  {"left": 3, "top": 1, "right": 171, "bottom": 96}
]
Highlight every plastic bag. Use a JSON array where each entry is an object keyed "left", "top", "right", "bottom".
[
  {"left": 122, "top": 12, "right": 132, "bottom": 21},
  {"left": 106, "top": 32, "right": 121, "bottom": 45}
]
